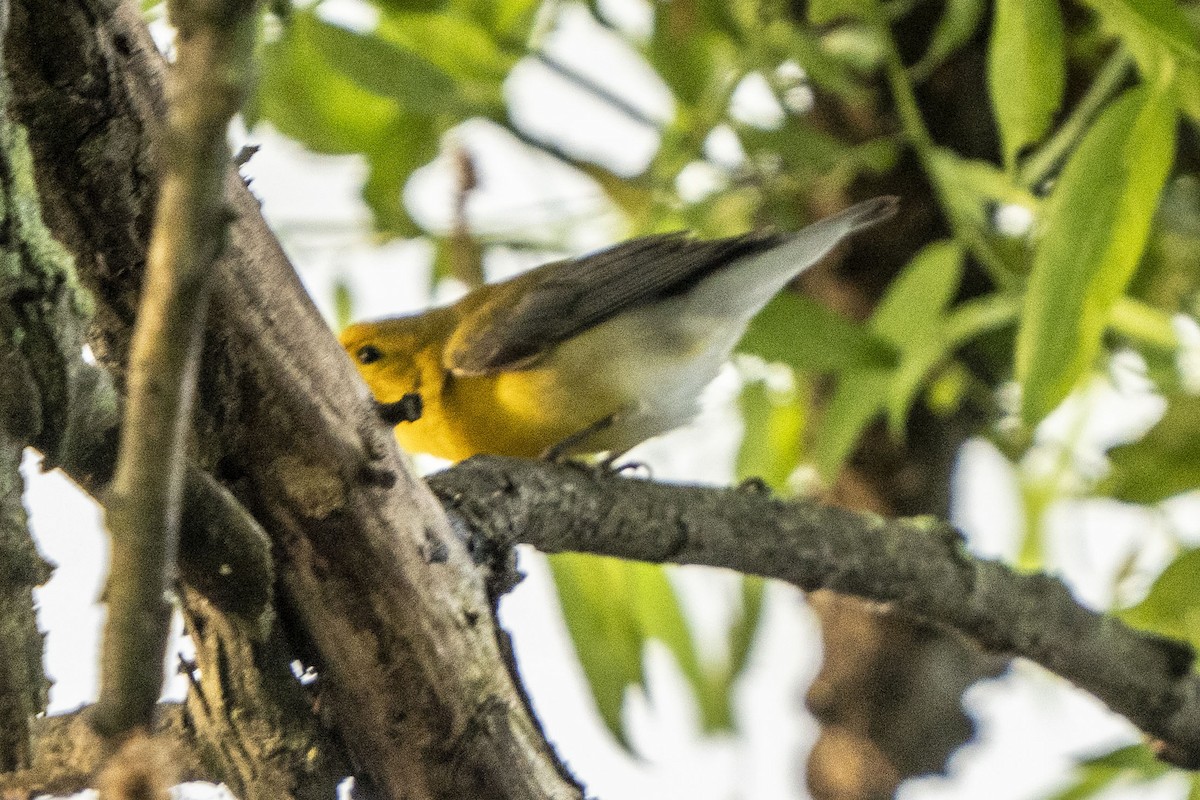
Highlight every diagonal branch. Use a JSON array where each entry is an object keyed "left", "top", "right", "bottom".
[
  {"left": 7, "top": 1, "right": 585, "bottom": 796},
  {"left": 429, "top": 455, "right": 1200, "bottom": 769}
]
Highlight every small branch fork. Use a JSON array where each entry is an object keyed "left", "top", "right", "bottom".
[
  {"left": 94, "top": 0, "right": 262, "bottom": 739},
  {"left": 429, "top": 455, "right": 1200, "bottom": 769}
]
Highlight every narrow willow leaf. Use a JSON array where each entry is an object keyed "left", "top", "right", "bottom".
[
  {"left": 869, "top": 241, "right": 966, "bottom": 434},
  {"left": 549, "top": 554, "right": 729, "bottom": 745},
  {"left": 332, "top": 278, "right": 354, "bottom": 333},
  {"left": 373, "top": 0, "right": 447, "bottom": 11},
  {"left": 885, "top": 292, "right": 1019, "bottom": 435},
  {"left": 926, "top": 147, "right": 1039, "bottom": 242},
  {"left": 808, "top": 0, "right": 866, "bottom": 25},
  {"left": 739, "top": 293, "right": 897, "bottom": 375},
  {"left": 1120, "top": 546, "right": 1200, "bottom": 658},
  {"left": 549, "top": 553, "right": 645, "bottom": 745},
  {"left": 988, "top": 0, "right": 1065, "bottom": 171},
  {"left": 629, "top": 564, "right": 731, "bottom": 732},
  {"left": 736, "top": 377, "right": 805, "bottom": 493},
  {"left": 1016, "top": 82, "right": 1177, "bottom": 426},
  {"left": 647, "top": 1, "right": 736, "bottom": 108},
  {"left": 870, "top": 240, "right": 965, "bottom": 346},
  {"left": 1084, "top": 0, "right": 1200, "bottom": 65},
  {"left": 312, "top": 16, "right": 462, "bottom": 115},
  {"left": 1106, "top": 394, "right": 1200, "bottom": 503},
  {"left": 815, "top": 367, "right": 890, "bottom": 478},
  {"left": 727, "top": 576, "right": 765, "bottom": 680},
  {"left": 1046, "top": 745, "right": 1172, "bottom": 800},
  {"left": 911, "top": 0, "right": 986, "bottom": 82}
]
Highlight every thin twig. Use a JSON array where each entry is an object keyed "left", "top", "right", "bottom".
[
  {"left": 448, "top": 144, "right": 485, "bottom": 287},
  {"left": 865, "top": 0, "right": 1016, "bottom": 289},
  {"left": 94, "top": 0, "right": 262, "bottom": 737}
]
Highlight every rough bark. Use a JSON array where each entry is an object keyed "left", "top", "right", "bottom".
[
  {"left": 430, "top": 455, "right": 1200, "bottom": 769},
  {"left": 0, "top": 706, "right": 212, "bottom": 796},
  {"left": 0, "top": 0, "right": 98, "bottom": 768},
  {"left": 5, "top": 1, "right": 582, "bottom": 798}
]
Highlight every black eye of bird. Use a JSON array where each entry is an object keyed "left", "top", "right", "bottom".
[{"left": 356, "top": 344, "right": 383, "bottom": 365}]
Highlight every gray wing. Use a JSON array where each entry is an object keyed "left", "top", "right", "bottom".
[
  {"left": 445, "top": 230, "right": 784, "bottom": 376},
  {"left": 446, "top": 196, "right": 899, "bottom": 376}
]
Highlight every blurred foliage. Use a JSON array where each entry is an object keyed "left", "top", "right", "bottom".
[
  {"left": 1046, "top": 744, "right": 1178, "bottom": 800},
  {"left": 242, "top": 0, "right": 1200, "bottom": 783},
  {"left": 549, "top": 553, "right": 734, "bottom": 743},
  {"left": 1121, "top": 543, "right": 1200, "bottom": 657}
]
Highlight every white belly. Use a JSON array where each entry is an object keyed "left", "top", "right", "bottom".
[{"left": 547, "top": 297, "right": 746, "bottom": 452}]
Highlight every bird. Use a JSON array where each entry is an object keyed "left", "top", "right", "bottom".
[{"left": 340, "top": 196, "right": 898, "bottom": 462}]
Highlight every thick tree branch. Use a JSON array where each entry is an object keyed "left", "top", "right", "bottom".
[
  {"left": 0, "top": 2, "right": 344, "bottom": 794},
  {"left": 7, "top": 1, "right": 583, "bottom": 796},
  {"left": 430, "top": 455, "right": 1200, "bottom": 768},
  {"left": 0, "top": 0, "right": 99, "bottom": 768}
]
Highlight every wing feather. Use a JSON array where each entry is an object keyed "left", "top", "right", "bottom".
[
  {"left": 445, "top": 196, "right": 899, "bottom": 376},
  {"left": 446, "top": 231, "right": 782, "bottom": 375}
]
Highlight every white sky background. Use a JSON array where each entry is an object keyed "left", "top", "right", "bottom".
[{"left": 18, "top": 1, "right": 1200, "bottom": 798}]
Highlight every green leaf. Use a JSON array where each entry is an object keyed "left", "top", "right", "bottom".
[
  {"left": 1046, "top": 745, "right": 1172, "bottom": 800},
  {"left": 987, "top": 0, "right": 1065, "bottom": 172},
  {"left": 647, "top": 3, "right": 736, "bottom": 108},
  {"left": 739, "top": 119, "right": 853, "bottom": 177},
  {"left": 550, "top": 553, "right": 642, "bottom": 744},
  {"left": 257, "top": 11, "right": 402, "bottom": 154},
  {"left": 256, "top": 11, "right": 446, "bottom": 235},
  {"left": 1083, "top": 0, "right": 1200, "bottom": 65},
  {"left": 371, "top": 0, "right": 447, "bottom": 11},
  {"left": 736, "top": 375, "right": 805, "bottom": 493},
  {"left": 738, "top": 293, "right": 897, "bottom": 374},
  {"left": 452, "top": 0, "right": 542, "bottom": 43},
  {"left": 808, "top": 0, "right": 866, "bottom": 25},
  {"left": 886, "top": 293, "right": 1018, "bottom": 435},
  {"left": 926, "top": 147, "right": 1039, "bottom": 233},
  {"left": 1120, "top": 546, "right": 1200, "bottom": 657},
  {"left": 868, "top": 241, "right": 967, "bottom": 433},
  {"left": 728, "top": 576, "right": 765, "bottom": 679},
  {"left": 1016, "top": 82, "right": 1177, "bottom": 426},
  {"left": 549, "top": 554, "right": 730, "bottom": 745},
  {"left": 941, "top": 292, "right": 1021, "bottom": 344},
  {"left": 815, "top": 367, "right": 891, "bottom": 478},
  {"left": 311, "top": 15, "right": 462, "bottom": 115},
  {"left": 332, "top": 277, "right": 354, "bottom": 332},
  {"left": 359, "top": 111, "right": 438, "bottom": 236},
  {"left": 769, "top": 23, "right": 872, "bottom": 103},
  {"left": 910, "top": 0, "right": 986, "bottom": 82},
  {"left": 870, "top": 240, "right": 965, "bottom": 345},
  {"left": 1106, "top": 395, "right": 1200, "bottom": 504},
  {"left": 573, "top": 161, "right": 655, "bottom": 226},
  {"left": 376, "top": 10, "right": 514, "bottom": 110}
]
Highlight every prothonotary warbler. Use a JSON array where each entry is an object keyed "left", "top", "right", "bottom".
[{"left": 340, "top": 196, "right": 898, "bottom": 461}]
